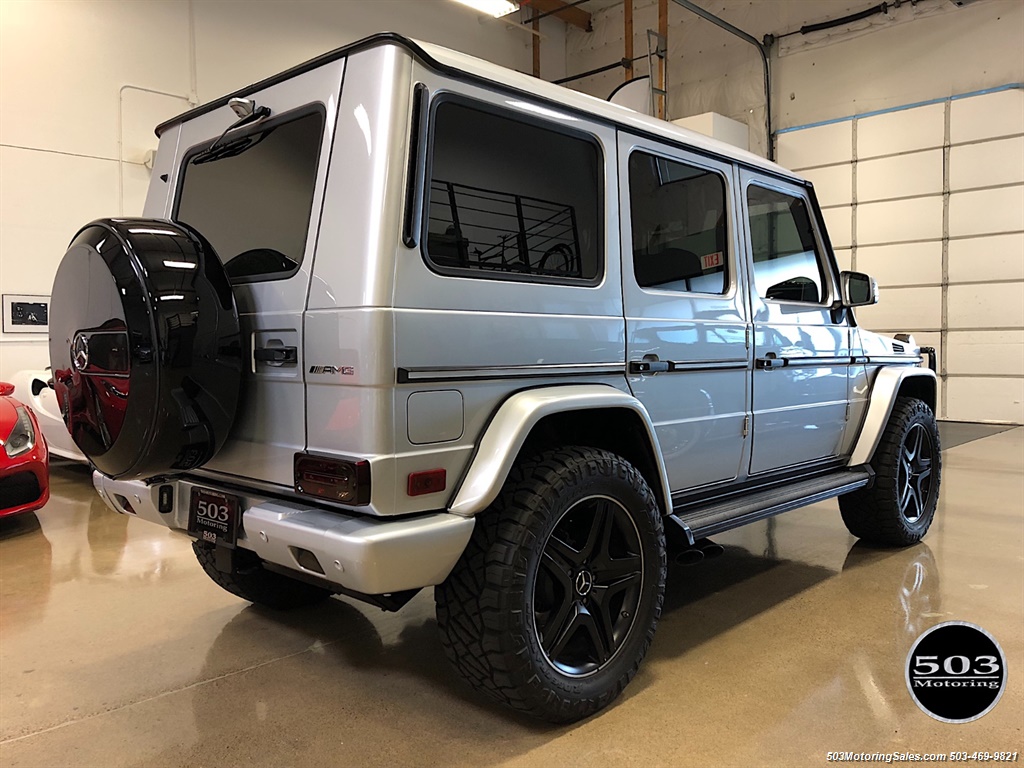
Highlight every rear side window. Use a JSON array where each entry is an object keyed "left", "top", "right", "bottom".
[
  {"left": 424, "top": 100, "right": 601, "bottom": 283},
  {"left": 175, "top": 110, "right": 324, "bottom": 282},
  {"left": 628, "top": 152, "right": 728, "bottom": 294},
  {"left": 746, "top": 185, "right": 827, "bottom": 304}
]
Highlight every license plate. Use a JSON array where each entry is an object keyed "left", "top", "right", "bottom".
[{"left": 188, "top": 488, "right": 239, "bottom": 548}]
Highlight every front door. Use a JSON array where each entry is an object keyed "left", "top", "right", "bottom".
[
  {"left": 739, "top": 172, "right": 851, "bottom": 475},
  {"left": 620, "top": 134, "right": 751, "bottom": 493},
  {"left": 155, "top": 60, "right": 345, "bottom": 487}
]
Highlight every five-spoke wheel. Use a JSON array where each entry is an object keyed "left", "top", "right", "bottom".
[
  {"left": 534, "top": 496, "right": 644, "bottom": 677},
  {"left": 435, "top": 447, "right": 665, "bottom": 723},
  {"left": 897, "top": 423, "right": 935, "bottom": 524},
  {"left": 840, "top": 396, "right": 941, "bottom": 546}
]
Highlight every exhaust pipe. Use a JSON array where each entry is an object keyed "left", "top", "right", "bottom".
[
  {"left": 697, "top": 539, "right": 724, "bottom": 559},
  {"left": 673, "top": 538, "right": 724, "bottom": 566},
  {"left": 675, "top": 547, "right": 704, "bottom": 566}
]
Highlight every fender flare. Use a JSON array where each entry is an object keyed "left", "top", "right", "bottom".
[
  {"left": 447, "top": 384, "right": 673, "bottom": 518},
  {"left": 848, "top": 366, "right": 938, "bottom": 466}
]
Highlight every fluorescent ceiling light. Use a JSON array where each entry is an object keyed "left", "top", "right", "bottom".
[{"left": 450, "top": 0, "right": 519, "bottom": 18}]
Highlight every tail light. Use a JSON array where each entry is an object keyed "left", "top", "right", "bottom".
[{"left": 294, "top": 454, "right": 371, "bottom": 505}]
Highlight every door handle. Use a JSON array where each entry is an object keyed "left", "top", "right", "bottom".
[
  {"left": 629, "top": 359, "right": 671, "bottom": 374},
  {"left": 755, "top": 353, "right": 786, "bottom": 370},
  {"left": 254, "top": 346, "right": 298, "bottom": 365}
]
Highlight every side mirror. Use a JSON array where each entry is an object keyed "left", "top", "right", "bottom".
[
  {"left": 0, "top": 382, "right": 14, "bottom": 397},
  {"left": 840, "top": 271, "right": 879, "bottom": 307}
]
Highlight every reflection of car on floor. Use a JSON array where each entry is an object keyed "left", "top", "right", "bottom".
[
  {"left": 8, "top": 369, "right": 85, "bottom": 462},
  {"left": 0, "top": 381, "right": 49, "bottom": 516}
]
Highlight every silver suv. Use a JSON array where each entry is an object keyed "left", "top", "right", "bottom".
[{"left": 48, "top": 33, "right": 940, "bottom": 723}]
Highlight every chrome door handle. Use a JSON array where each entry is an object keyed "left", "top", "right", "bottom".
[{"left": 755, "top": 354, "right": 786, "bottom": 370}]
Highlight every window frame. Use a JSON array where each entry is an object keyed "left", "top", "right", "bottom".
[
  {"left": 744, "top": 179, "right": 837, "bottom": 308},
  {"left": 172, "top": 103, "right": 327, "bottom": 285},
  {"left": 419, "top": 92, "right": 605, "bottom": 287},
  {"left": 626, "top": 147, "right": 734, "bottom": 298}
]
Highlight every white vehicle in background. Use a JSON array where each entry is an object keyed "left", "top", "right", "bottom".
[{"left": 9, "top": 369, "right": 86, "bottom": 462}]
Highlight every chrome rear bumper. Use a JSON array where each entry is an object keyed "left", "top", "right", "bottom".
[{"left": 93, "top": 472, "right": 474, "bottom": 595}]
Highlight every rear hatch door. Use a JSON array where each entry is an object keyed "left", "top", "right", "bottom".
[{"left": 164, "top": 60, "right": 344, "bottom": 487}]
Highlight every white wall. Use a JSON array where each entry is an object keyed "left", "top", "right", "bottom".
[
  {"left": 0, "top": 0, "right": 566, "bottom": 381},
  {"left": 566, "top": 0, "right": 1023, "bottom": 154}
]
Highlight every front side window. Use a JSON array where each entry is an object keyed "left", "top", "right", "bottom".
[
  {"left": 424, "top": 100, "right": 601, "bottom": 282},
  {"left": 175, "top": 110, "right": 324, "bottom": 281},
  {"left": 746, "top": 185, "right": 828, "bottom": 303},
  {"left": 628, "top": 152, "right": 728, "bottom": 294}
]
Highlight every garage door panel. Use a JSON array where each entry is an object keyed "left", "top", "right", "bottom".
[
  {"left": 858, "top": 197, "right": 943, "bottom": 245},
  {"left": 802, "top": 164, "right": 852, "bottom": 206},
  {"left": 857, "top": 242, "right": 942, "bottom": 287},
  {"left": 857, "top": 286, "right": 941, "bottom": 331},
  {"left": 945, "top": 377, "right": 1024, "bottom": 424},
  {"left": 834, "top": 248, "right": 852, "bottom": 273},
  {"left": 947, "top": 283, "right": 1024, "bottom": 329},
  {"left": 949, "top": 186, "right": 1024, "bottom": 237},
  {"left": 948, "top": 233, "right": 1024, "bottom": 283},
  {"left": 950, "top": 138, "right": 1024, "bottom": 190},
  {"left": 857, "top": 150, "right": 943, "bottom": 202},
  {"left": 950, "top": 89, "right": 1024, "bottom": 144},
  {"left": 778, "top": 121, "right": 852, "bottom": 169},
  {"left": 947, "top": 331, "right": 1024, "bottom": 376},
  {"left": 857, "top": 103, "right": 944, "bottom": 159},
  {"left": 822, "top": 205, "right": 852, "bottom": 248}
]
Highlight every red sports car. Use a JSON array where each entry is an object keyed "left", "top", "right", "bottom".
[{"left": 0, "top": 382, "right": 49, "bottom": 516}]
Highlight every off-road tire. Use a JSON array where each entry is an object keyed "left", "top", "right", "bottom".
[
  {"left": 435, "top": 447, "right": 666, "bottom": 723},
  {"left": 840, "top": 397, "right": 941, "bottom": 546},
  {"left": 193, "top": 541, "right": 332, "bottom": 610}
]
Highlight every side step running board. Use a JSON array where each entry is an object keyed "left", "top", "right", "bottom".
[{"left": 669, "top": 468, "right": 873, "bottom": 544}]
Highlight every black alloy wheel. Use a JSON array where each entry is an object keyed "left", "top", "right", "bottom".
[
  {"left": 435, "top": 446, "right": 665, "bottom": 723},
  {"left": 534, "top": 495, "right": 644, "bottom": 677},
  {"left": 897, "top": 422, "right": 935, "bottom": 524},
  {"left": 839, "top": 397, "right": 942, "bottom": 547}
]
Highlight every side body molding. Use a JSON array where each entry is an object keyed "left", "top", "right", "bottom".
[
  {"left": 448, "top": 385, "right": 673, "bottom": 518},
  {"left": 849, "top": 366, "right": 938, "bottom": 466}
]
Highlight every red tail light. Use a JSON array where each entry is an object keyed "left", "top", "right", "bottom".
[
  {"left": 407, "top": 469, "right": 446, "bottom": 497},
  {"left": 294, "top": 454, "right": 371, "bottom": 505}
]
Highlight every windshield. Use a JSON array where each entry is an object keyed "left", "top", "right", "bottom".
[{"left": 175, "top": 109, "right": 324, "bottom": 282}]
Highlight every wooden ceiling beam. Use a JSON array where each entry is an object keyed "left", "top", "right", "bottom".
[{"left": 521, "top": 0, "right": 593, "bottom": 32}]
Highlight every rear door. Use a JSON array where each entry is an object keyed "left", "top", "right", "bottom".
[
  {"left": 739, "top": 172, "right": 851, "bottom": 474},
  {"left": 619, "top": 134, "right": 751, "bottom": 493},
  {"left": 158, "top": 61, "right": 344, "bottom": 487}
]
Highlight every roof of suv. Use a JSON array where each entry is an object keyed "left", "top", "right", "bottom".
[{"left": 156, "top": 32, "right": 798, "bottom": 181}]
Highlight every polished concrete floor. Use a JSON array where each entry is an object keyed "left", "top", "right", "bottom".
[{"left": 1, "top": 429, "right": 1022, "bottom": 768}]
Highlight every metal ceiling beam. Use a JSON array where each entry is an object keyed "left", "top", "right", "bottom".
[
  {"left": 521, "top": 0, "right": 593, "bottom": 32},
  {"left": 669, "top": 0, "right": 774, "bottom": 160}
]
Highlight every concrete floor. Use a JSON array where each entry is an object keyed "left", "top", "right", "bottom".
[{"left": 1, "top": 429, "right": 1022, "bottom": 768}]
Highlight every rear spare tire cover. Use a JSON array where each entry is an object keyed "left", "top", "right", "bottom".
[{"left": 49, "top": 218, "right": 242, "bottom": 480}]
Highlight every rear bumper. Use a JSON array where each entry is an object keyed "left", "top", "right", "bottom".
[{"left": 93, "top": 473, "right": 474, "bottom": 595}]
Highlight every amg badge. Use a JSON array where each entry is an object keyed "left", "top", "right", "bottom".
[{"left": 309, "top": 365, "right": 354, "bottom": 375}]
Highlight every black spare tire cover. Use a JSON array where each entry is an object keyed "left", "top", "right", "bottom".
[{"left": 49, "top": 218, "right": 242, "bottom": 480}]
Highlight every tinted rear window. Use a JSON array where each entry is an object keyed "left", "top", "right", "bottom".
[
  {"left": 628, "top": 152, "right": 728, "bottom": 294},
  {"left": 424, "top": 100, "right": 602, "bottom": 283},
  {"left": 175, "top": 110, "right": 324, "bottom": 282}
]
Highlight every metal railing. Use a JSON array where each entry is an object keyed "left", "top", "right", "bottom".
[{"left": 427, "top": 180, "right": 582, "bottom": 278}]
